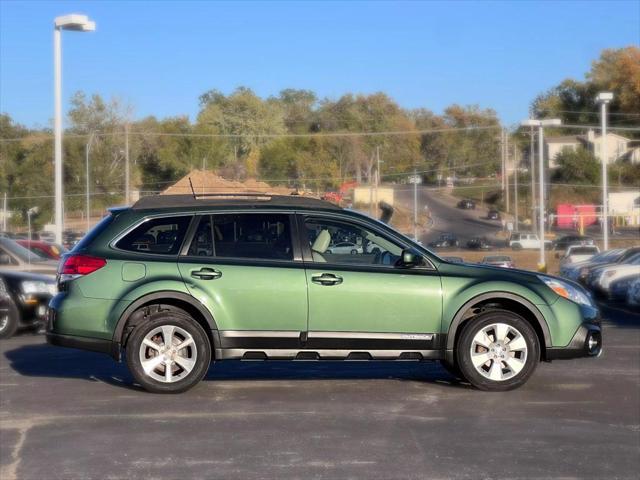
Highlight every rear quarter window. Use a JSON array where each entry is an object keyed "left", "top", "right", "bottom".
[{"left": 116, "top": 216, "right": 192, "bottom": 255}]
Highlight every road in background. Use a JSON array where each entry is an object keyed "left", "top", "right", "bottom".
[
  {"left": 394, "top": 186, "right": 502, "bottom": 245},
  {"left": 1, "top": 304, "right": 638, "bottom": 479}
]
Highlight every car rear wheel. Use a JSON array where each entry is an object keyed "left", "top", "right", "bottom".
[
  {"left": 126, "top": 310, "right": 211, "bottom": 393},
  {"left": 456, "top": 311, "right": 539, "bottom": 391},
  {"left": 0, "top": 301, "right": 19, "bottom": 339},
  {"left": 511, "top": 243, "right": 522, "bottom": 251}
]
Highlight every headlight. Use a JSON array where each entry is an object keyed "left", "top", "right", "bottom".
[
  {"left": 538, "top": 275, "right": 593, "bottom": 307},
  {"left": 21, "top": 280, "right": 57, "bottom": 296}
]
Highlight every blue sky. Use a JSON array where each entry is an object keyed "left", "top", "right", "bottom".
[{"left": 1, "top": 1, "right": 638, "bottom": 128}]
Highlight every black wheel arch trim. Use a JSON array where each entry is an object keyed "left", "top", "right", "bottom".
[
  {"left": 112, "top": 290, "right": 218, "bottom": 345},
  {"left": 445, "top": 292, "right": 552, "bottom": 352}
]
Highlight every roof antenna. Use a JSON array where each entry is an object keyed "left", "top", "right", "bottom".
[{"left": 188, "top": 177, "right": 196, "bottom": 199}]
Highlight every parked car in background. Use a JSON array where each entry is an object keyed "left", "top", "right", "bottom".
[
  {"left": 560, "top": 248, "right": 625, "bottom": 283},
  {"left": 481, "top": 255, "right": 515, "bottom": 268},
  {"left": 582, "top": 247, "right": 640, "bottom": 288},
  {"left": 609, "top": 274, "right": 640, "bottom": 302},
  {"left": 589, "top": 252, "right": 640, "bottom": 296},
  {"left": 627, "top": 277, "right": 640, "bottom": 307},
  {"left": 428, "top": 233, "right": 459, "bottom": 249},
  {"left": 16, "top": 240, "right": 67, "bottom": 260},
  {"left": 457, "top": 199, "right": 475, "bottom": 210},
  {"left": 0, "top": 270, "right": 56, "bottom": 338},
  {"left": 0, "top": 238, "right": 58, "bottom": 275},
  {"left": 442, "top": 256, "right": 464, "bottom": 263},
  {"left": 553, "top": 235, "right": 594, "bottom": 251},
  {"left": 487, "top": 210, "right": 501, "bottom": 220},
  {"left": 509, "top": 233, "right": 552, "bottom": 250},
  {"left": 326, "top": 242, "right": 363, "bottom": 255},
  {"left": 559, "top": 245, "right": 599, "bottom": 266},
  {"left": 467, "top": 237, "right": 492, "bottom": 250},
  {"left": 62, "top": 230, "right": 84, "bottom": 250},
  {"left": 39, "top": 231, "right": 56, "bottom": 243}
]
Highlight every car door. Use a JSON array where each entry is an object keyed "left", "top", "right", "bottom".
[
  {"left": 300, "top": 213, "right": 442, "bottom": 358},
  {"left": 178, "top": 212, "right": 308, "bottom": 356}
]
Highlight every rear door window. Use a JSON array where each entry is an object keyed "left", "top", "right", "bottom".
[
  {"left": 187, "top": 213, "right": 293, "bottom": 261},
  {"left": 117, "top": 216, "right": 192, "bottom": 254}
]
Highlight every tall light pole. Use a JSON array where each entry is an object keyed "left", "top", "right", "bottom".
[
  {"left": 597, "top": 92, "right": 613, "bottom": 250},
  {"left": 529, "top": 126, "right": 536, "bottom": 236},
  {"left": 53, "top": 14, "right": 96, "bottom": 244},
  {"left": 521, "top": 118, "right": 561, "bottom": 272}
]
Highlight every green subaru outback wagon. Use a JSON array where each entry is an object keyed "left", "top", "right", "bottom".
[{"left": 47, "top": 194, "right": 602, "bottom": 393}]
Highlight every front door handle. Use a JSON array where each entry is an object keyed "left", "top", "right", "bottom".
[
  {"left": 311, "top": 273, "right": 343, "bottom": 286},
  {"left": 191, "top": 267, "right": 222, "bottom": 280}
]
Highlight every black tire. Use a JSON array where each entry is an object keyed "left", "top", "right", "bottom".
[
  {"left": 350, "top": 249, "right": 358, "bottom": 255},
  {"left": 456, "top": 310, "right": 540, "bottom": 392},
  {"left": 126, "top": 309, "right": 211, "bottom": 394},
  {"left": 440, "top": 359, "right": 465, "bottom": 381},
  {"left": 512, "top": 243, "right": 522, "bottom": 251},
  {"left": 0, "top": 300, "right": 20, "bottom": 340}
]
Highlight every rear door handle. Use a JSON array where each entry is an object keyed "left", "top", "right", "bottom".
[
  {"left": 311, "top": 273, "right": 343, "bottom": 286},
  {"left": 191, "top": 267, "right": 222, "bottom": 280}
]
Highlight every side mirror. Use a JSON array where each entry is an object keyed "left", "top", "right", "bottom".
[{"left": 399, "top": 248, "right": 421, "bottom": 268}]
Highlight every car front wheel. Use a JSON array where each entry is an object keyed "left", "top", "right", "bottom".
[
  {"left": 456, "top": 311, "right": 539, "bottom": 391},
  {"left": 0, "top": 301, "right": 19, "bottom": 339},
  {"left": 126, "top": 310, "right": 211, "bottom": 393}
]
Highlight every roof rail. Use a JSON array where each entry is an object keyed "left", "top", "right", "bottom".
[{"left": 131, "top": 193, "right": 342, "bottom": 211}]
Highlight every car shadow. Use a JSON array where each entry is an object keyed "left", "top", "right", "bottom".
[{"left": 3, "top": 340, "right": 470, "bottom": 391}]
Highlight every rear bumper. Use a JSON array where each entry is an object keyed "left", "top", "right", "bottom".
[
  {"left": 46, "top": 331, "right": 121, "bottom": 360},
  {"left": 546, "top": 322, "right": 603, "bottom": 360}
]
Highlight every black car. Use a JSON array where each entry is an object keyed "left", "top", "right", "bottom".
[
  {"left": 457, "top": 199, "right": 476, "bottom": 210},
  {"left": 428, "top": 233, "right": 459, "bottom": 248},
  {"left": 466, "top": 237, "right": 492, "bottom": 250},
  {"left": 553, "top": 235, "right": 594, "bottom": 251},
  {"left": 487, "top": 210, "right": 501, "bottom": 220},
  {"left": 0, "top": 270, "right": 56, "bottom": 339}
]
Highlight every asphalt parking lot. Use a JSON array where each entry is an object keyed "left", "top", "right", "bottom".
[{"left": 1, "top": 304, "right": 639, "bottom": 480}]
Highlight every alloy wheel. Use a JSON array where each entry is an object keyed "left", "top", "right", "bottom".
[
  {"left": 469, "top": 322, "right": 528, "bottom": 381},
  {"left": 138, "top": 325, "right": 198, "bottom": 383}
]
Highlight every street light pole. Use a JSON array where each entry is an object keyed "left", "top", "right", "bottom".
[
  {"left": 53, "top": 14, "right": 96, "bottom": 244},
  {"left": 529, "top": 126, "right": 535, "bottom": 236},
  {"left": 597, "top": 92, "right": 613, "bottom": 250},
  {"left": 522, "top": 118, "right": 561, "bottom": 272},
  {"left": 53, "top": 26, "right": 63, "bottom": 244}
]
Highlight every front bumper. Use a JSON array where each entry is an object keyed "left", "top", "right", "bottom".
[{"left": 546, "top": 322, "right": 603, "bottom": 360}]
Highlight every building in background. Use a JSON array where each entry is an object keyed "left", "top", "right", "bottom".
[{"left": 545, "top": 130, "right": 640, "bottom": 168}]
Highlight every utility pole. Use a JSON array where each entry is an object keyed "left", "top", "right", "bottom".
[
  {"left": 2, "top": 192, "right": 7, "bottom": 231},
  {"left": 514, "top": 144, "right": 519, "bottom": 232},
  {"left": 85, "top": 132, "right": 94, "bottom": 232},
  {"left": 505, "top": 131, "right": 510, "bottom": 214},
  {"left": 374, "top": 145, "right": 380, "bottom": 206},
  {"left": 413, "top": 167, "right": 418, "bottom": 241},
  {"left": 529, "top": 126, "right": 536, "bottom": 236},
  {"left": 501, "top": 129, "right": 505, "bottom": 193},
  {"left": 597, "top": 92, "right": 613, "bottom": 250},
  {"left": 124, "top": 124, "right": 130, "bottom": 205}
]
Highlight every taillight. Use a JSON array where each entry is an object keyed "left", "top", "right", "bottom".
[{"left": 59, "top": 254, "right": 106, "bottom": 277}]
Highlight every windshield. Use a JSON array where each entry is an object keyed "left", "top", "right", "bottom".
[{"left": 0, "top": 237, "right": 47, "bottom": 262}]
